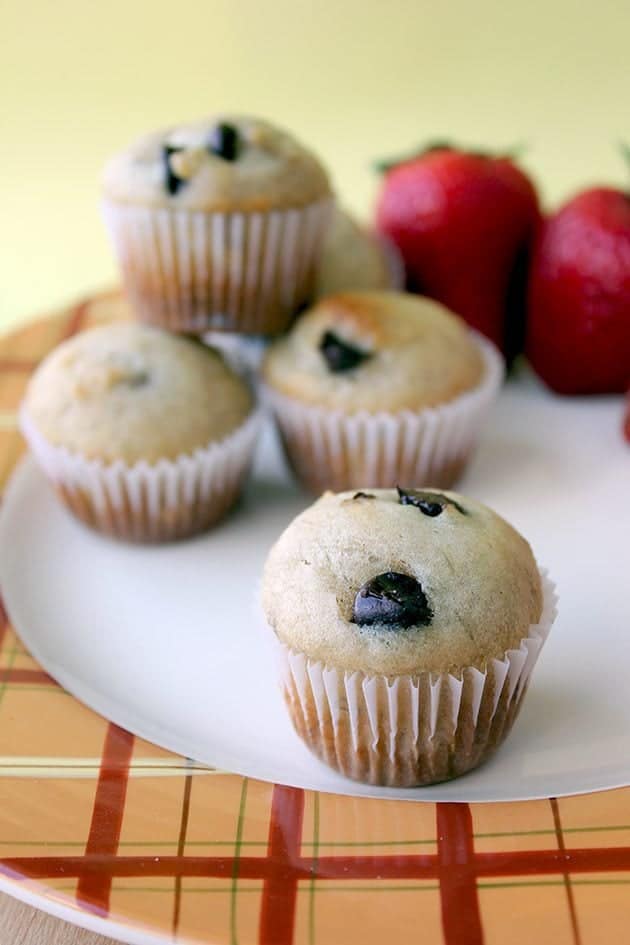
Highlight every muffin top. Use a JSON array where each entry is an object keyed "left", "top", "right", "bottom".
[
  {"left": 315, "top": 210, "right": 399, "bottom": 297},
  {"left": 102, "top": 115, "right": 332, "bottom": 211},
  {"left": 23, "top": 323, "right": 253, "bottom": 464},
  {"left": 262, "top": 291, "right": 486, "bottom": 412},
  {"left": 262, "top": 488, "right": 543, "bottom": 676}
]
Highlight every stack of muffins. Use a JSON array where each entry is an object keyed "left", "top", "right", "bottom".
[{"left": 19, "top": 113, "right": 556, "bottom": 788}]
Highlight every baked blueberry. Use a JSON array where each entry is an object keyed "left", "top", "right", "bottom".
[
  {"left": 352, "top": 571, "right": 433, "bottom": 628},
  {"left": 162, "top": 145, "right": 185, "bottom": 195},
  {"left": 208, "top": 122, "right": 240, "bottom": 162},
  {"left": 319, "top": 331, "right": 371, "bottom": 373},
  {"left": 396, "top": 486, "right": 466, "bottom": 516}
]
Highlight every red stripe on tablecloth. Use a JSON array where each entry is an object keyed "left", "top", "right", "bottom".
[
  {"left": 0, "top": 595, "right": 9, "bottom": 657},
  {"left": 314, "top": 853, "right": 439, "bottom": 878},
  {"left": 259, "top": 785, "right": 305, "bottom": 945},
  {"left": 0, "top": 856, "right": 274, "bottom": 881},
  {"left": 0, "top": 594, "right": 55, "bottom": 685},
  {"left": 5, "top": 844, "right": 630, "bottom": 882},
  {"left": 75, "top": 724, "right": 135, "bottom": 914},
  {"left": 550, "top": 798, "right": 582, "bottom": 945},
  {"left": 171, "top": 771, "right": 193, "bottom": 937},
  {"left": 0, "top": 668, "right": 54, "bottom": 684},
  {"left": 0, "top": 359, "right": 37, "bottom": 373},
  {"left": 0, "top": 297, "right": 91, "bottom": 375},
  {"left": 475, "top": 846, "right": 630, "bottom": 876},
  {"left": 60, "top": 299, "right": 90, "bottom": 340},
  {"left": 437, "top": 804, "right": 483, "bottom": 945}
]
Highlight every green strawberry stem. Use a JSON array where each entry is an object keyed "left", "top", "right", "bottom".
[
  {"left": 374, "top": 141, "right": 527, "bottom": 174},
  {"left": 374, "top": 142, "right": 453, "bottom": 174}
]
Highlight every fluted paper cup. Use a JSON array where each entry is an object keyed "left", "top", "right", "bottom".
[
  {"left": 265, "top": 333, "right": 504, "bottom": 493},
  {"left": 102, "top": 199, "right": 334, "bottom": 335},
  {"left": 274, "top": 570, "right": 556, "bottom": 787},
  {"left": 19, "top": 405, "right": 262, "bottom": 543}
]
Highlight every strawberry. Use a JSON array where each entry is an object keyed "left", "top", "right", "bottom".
[
  {"left": 374, "top": 145, "right": 540, "bottom": 359},
  {"left": 527, "top": 187, "right": 630, "bottom": 394}
]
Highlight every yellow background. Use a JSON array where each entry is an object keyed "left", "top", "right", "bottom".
[{"left": 2, "top": 0, "right": 628, "bottom": 329}]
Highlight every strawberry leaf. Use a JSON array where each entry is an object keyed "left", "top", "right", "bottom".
[
  {"left": 374, "top": 142, "right": 453, "bottom": 174},
  {"left": 374, "top": 141, "right": 527, "bottom": 174}
]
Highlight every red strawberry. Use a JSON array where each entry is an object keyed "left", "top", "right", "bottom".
[
  {"left": 375, "top": 146, "right": 540, "bottom": 359},
  {"left": 527, "top": 188, "right": 630, "bottom": 394}
]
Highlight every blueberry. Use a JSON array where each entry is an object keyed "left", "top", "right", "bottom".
[
  {"left": 163, "top": 145, "right": 185, "bottom": 195},
  {"left": 128, "top": 370, "right": 149, "bottom": 388},
  {"left": 352, "top": 571, "right": 432, "bottom": 629},
  {"left": 396, "top": 487, "right": 466, "bottom": 517},
  {"left": 207, "top": 123, "right": 240, "bottom": 161},
  {"left": 319, "top": 331, "right": 371, "bottom": 373}
]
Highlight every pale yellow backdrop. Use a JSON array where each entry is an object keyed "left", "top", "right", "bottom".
[{"left": 1, "top": 0, "right": 628, "bottom": 329}]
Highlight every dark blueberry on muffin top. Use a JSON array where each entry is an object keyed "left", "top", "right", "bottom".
[
  {"left": 352, "top": 571, "right": 433, "bottom": 629},
  {"left": 397, "top": 486, "right": 467, "bottom": 517},
  {"left": 319, "top": 331, "right": 371, "bottom": 373},
  {"left": 207, "top": 123, "right": 241, "bottom": 161}
]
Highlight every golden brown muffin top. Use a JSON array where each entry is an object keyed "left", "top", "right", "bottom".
[
  {"left": 262, "top": 488, "right": 543, "bottom": 676},
  {"left": 23, "top": 323, "right": 253, "bottom": 464},
  {"left": 263, "top": 291, "right": 486, "bottom": 412},
  {"left": 102, "top": 115, "right": 332, "bottom": 211}
]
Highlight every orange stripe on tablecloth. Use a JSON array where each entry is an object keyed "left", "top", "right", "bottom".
[
  {"left": 75, "top": 723, "right": 135, "bottom": 915},
  {"left": 259, "top": 785, "right": 305, "bottom": 945},
  {"left": 437, "top": 804, "right": 483, "bottom": 945}
]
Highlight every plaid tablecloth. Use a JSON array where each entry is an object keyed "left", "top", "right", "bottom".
[{"left": 0, "top": 291, "right": 627, "bottom": 945}]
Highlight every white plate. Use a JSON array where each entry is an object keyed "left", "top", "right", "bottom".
[{"left": 1, "top": 371, "right": 629, "bottom": 803}]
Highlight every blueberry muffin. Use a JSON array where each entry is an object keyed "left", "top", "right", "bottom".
[
  {"left": 20, "top": 323, "right": 260, "bottom": 541},
  {"left": 262, "top": 488, "right": 556, "bottom": 787},
  {"left": 262, "top": 290, "right": 503, "bottom": 492},
  {"left": 102, "top": 116, "right": 334, "bottom": 334}
]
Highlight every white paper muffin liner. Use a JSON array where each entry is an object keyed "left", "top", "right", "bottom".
[
  {"left": 264, "top": 332, "right": 504, "bottom": 493},
  {"left": 19, "top": 405, "right": 262, "bottom": 543},
  {"left": 199, "top": 228, "right": 405, "bottom": 382},
  {"left": 275, "top": 570, "right": 556, "bottom": 787},
  {"left": 102, "top": 198, "right": 334, "bottom": 335}
]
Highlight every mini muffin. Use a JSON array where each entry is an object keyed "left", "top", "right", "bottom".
[
  {"left": 20, "top": 323, "right": 260, "bottom": 542},
  {"left": 102, "top": 116, "right": 334, "bottom": 335},
  {"left": 262, "top": 488, "right": 556, "bottom": 787},
  {"left": 315, "top": 209, "right": 403, "bottom": 297},
  {"left": 262, "top": 290, "right": 503, "bottom": 492}
]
